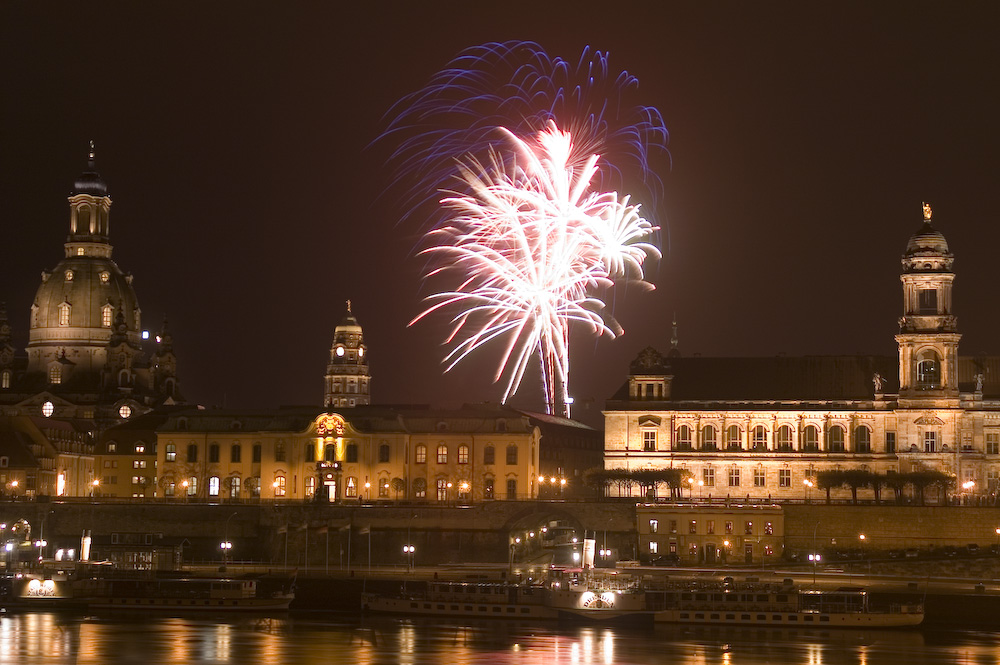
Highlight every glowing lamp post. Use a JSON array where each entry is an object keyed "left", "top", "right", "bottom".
[
  {"left": 808, "top": 553, "right": 822, "bottom": 586},
  {"left": 803, "top": 478, "right": 814, "bottom": 503},
  {"left": 995, "top": 527, "right": 1000, "bottom": 554},
  {"left": 34, "top": 539, "right": 47, "bottom": 563},
  {"left": 403, "top": 544, "right": 415, "bottom": 572}
]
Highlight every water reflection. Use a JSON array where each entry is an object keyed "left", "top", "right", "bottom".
[{"left": 0, "top": 612, "right": 993, "bottom": 665}]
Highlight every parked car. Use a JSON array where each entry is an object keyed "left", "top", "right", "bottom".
[
  {"left": 904, "top": 548, "right": 920, "bottom": 558},
  {"left": 967, "top": 543, "right": 981, "bottom": 554},
  {"left": 651, "top": 553, "right": 680, "bottom": 566}
]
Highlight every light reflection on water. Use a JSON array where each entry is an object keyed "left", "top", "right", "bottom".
[{"left": 0, "top": 612, "right": 997, "bottom": 665}]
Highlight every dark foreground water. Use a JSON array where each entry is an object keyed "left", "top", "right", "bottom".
[{"left": 1, "top": 612, "right": 998, "bottom": 665}]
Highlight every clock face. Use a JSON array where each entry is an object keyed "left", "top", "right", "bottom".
[
  {"left": 100, "top": 271, "right": 110, "bottom": 283},
  {"left": 358, "top": 347, "right": 365, "bottom": 358},
  {"left": 336, "top": 346, "right": 345, "bottom": 357}
]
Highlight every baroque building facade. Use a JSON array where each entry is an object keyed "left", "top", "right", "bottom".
[
  {"left": 150, "top": 405, "right": 540, "bottom": 503},
  {"left": 605, "top": 205, "right": 1000, "bottom": 504}
]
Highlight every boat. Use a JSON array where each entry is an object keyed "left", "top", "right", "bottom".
[
  {"left": 72, "top": 574, "right": 294, "bottom": 611},
  {"left": 361, "top": 570, "right": 650, "bottom": 623},
  {"left": 647, "top": 579, "right": 924, "bottom": 628}
]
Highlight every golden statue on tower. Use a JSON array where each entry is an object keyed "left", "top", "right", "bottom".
[{"left": 922, "top": 201, "right": 932, "bottom": 221}]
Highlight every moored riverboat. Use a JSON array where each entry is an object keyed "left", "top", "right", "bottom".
[
  {"left": 73, "top": 575, "right": 294, "bottom": 611},
  {"left": 648, "top": 580, "right": 923, "bottom": 628}
]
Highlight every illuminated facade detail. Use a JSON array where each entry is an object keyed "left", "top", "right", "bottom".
[
  {"left": 605, "top": 208, "right": 1000, "bottom": 504},
  {"left": 150, "top": 406, "right": 540, "bottom": 502},
  {"left": 0, "top": 144, "right": 182, "bottom": 425},
  {"left": 323, "top": 300, "right": 370, "bottom": 408}
]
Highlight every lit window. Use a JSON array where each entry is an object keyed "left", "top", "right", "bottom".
[
  {"left": 779, "top": 469, "right": 791, "bottom": 487},
  {"left": 41, "top": 401, "right": 54, "bottom": 418},
  {"left": 649, "top": 519, "right": 658, "bottom": 534},
  {"left": 1, "top": 370, "right": 10, "bottom": 389},
  {"left": 728, "top": 467, "right": 740, "bottom": 487},
  {"left": 753, "top": 468, "right": 765, "bottom": 487},
  {"left": 725, "top": 425, "right": 741, "bottom": 450},
  {"left": 132, "top": 460, "right": 146, "bottom": 469},
  {"left": 209, "top": 476, "right": 220, "bottom": 497},
  {"left": 345, "top": 476, "right": 357, "bottom": 497},
  {"left": 751, "top": 426, "right": 767, "bottom": 451},
  {"left": 702, "top": 425, "right": 717, "bottom": 450},
  {"left": 187, "top": 477, "right": 197, "bottom": 496},
  {"left": 689, "top": 520, "right": 697, "bottom": 534},
  {"left": 702, "top": 467, "right": 715, "bottom": 487},
  {"left": 415, "top": 445, "right": 427, "bottom": 464},
  {"left": 49, "top": 365, "right": 62, "bottom": 384},
  {"left": 65, "top": 270, "right": 73, "bottom": 282},
  {"left": 457, "top": 445, "right": 469, "bottom": 464},
  {"left": 649, "top": 541, "right": 658, "bottom": 555},
  {"left": 437, "top": 445, "right": 448, "bottom": 464},
  {"left": 100, "top": 271, "right": 110, "bottom": 283},
  {"left": 58, "top": 303, "right": 71, "bottom": 326},
  {"left": 436, "top": 478, "right": 448, "bottom": 501},
  {"left": 102, "top": 305, "right": 114, "bottom": 327},
  {"left": 336, "top": 346, "right": 345, "bottom": 357},
  {"left": 643, "top": 430, "right": 657, "bottom": 451},
  {"left": 135, "top": 444, "right": 145, "bottom": 454},
  {"left": 378, "top": 478, "right": 389, "bottom": 497},
  {"left": 676, "top": 426, "right": 692, "bottom": 450},
  {"left": 165, "top": 443, "right": 176, "bottom": 462},
  {"left": 776, "top": 425, "right": 793, "bottom": 451},
  {"left": 274, "top": 475, "right": 286, "bottom": 497},
  {"left": 229, "top": 476, "right": 241, "bottom": 498},
  {"left": 119, "top": 404, "right": 132, "bottom": 419},
  {"left": 924, "top": 431, "right": 937, "bottom": 453},
  {"left": 828, "top": 426, "right": 845, "bottom": 453},
  {"left": 305, "top": 476, "right": 315, "bottom": 498}
]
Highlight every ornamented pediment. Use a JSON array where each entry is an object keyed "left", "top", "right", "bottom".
[
  {"left": 316, "top": 413, "right": 346, "bottom": 437},
  {"left": 638, "top": 415, "right": 662, "bottom": 428},
  {"left": 630, "top": 346, "right": 668, "bottom": 374},
  {"left": 914, "top": 413, "right": 945, "bottom": 426}
]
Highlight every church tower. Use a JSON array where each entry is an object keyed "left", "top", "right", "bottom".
[
  {"left": 896, "top": 202, "right": 961, "bottom": 407},
  {"left": 324, "top": 300, "right": 370, "bottom": 408}
]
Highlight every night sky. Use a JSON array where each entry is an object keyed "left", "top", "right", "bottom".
[{"left": 3, "top": 3, "right": 999, "bottom": 426}]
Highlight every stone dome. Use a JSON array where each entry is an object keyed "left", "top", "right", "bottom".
[
  {"left": 905, "top": 221, "right": 950, "bottom": 256},
  {"left": 29, "top": 255, "right": 141, "bottom": 350}
]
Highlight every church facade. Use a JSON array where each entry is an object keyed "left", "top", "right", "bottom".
[
  {"left": 604, "top": 205, "right": 1000, "bottom": 504},
  {"left": 0, "top": 145, "right": 180, "bottom": 428}
]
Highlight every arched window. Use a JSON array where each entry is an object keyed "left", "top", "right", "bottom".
[
  {"left": 676, "top": 425, "right": 692, "bottom": 450},
  {"left": 1, "top": 369, "right": 10, "bottom": 389},
  {"left": 304, "top": 443, "right": 314, "bottom": 463},
  {"left": 751, "top": 426, "right": 768, "bottom": 451},
  {"left": 506, "top": 445, "right": 518, "bottom": 465},
  {"left": 828, "top": 425, "right": 846, "bottom": 453},
  {"left": 345, "top": 443, "right": 358, "bottom": 463},
  {"left": 854, "top": 427, "right": 871, "bottom": 453},
  {"left": 776, "top": 425, "right": 793, "bottom": 451},
  {"left": 378, "top": 443, "right": 390, "bottom": 464},
  {"left": 413, "top": 477, "right": 427, "bottom": 498},
  {"left": 702, "top": 426, "right": 717, "bottom": 451},
  {"left": 916, "top": 349, "right": 941, "bottom": 388},
  {"left": 228, "top": 476, "right": 241, "bottom": 498},
  {"left": 186, "top": 477, "right": 197, "bottom": 496},
  {"left": 165, "top": 443, "right": 176, "bottom": 462},
  {"left": 274, "top": 475, "right": 286, "bottom": 497},
  {"left": 457, "top": 444, "right": 469, "bottom": 464},
  {"left": 725, "top": 425, "right": 742, "bottom": 450},
  {"left": 187, "top": 444, "right": 198, "bottom": 463},
  {"left": 436, "top": 478, "right": 449, "bottom": 501},
  {"left": 436, "top": 444, "right": 448, "bottom": 464},
  {"left": 483, "top": 445, "right": 495, "bottom": 465},
  {"left": 252, "top": 444, "right": 261, "bottom": 463},
  {"left": 209, "top": 444, "right": 219, "bottom": 463},
  {"left": 344, "top": 476, "right": 357, "bottom": 498},
  {"left": 118, "top": 369, "right": 131, "bottom": 387},
  {"left": 378, "top": 476, "right": 389, "bottom": 497},
  {"left": 304, "top": 476, "right": 315, "bottom": 498},
  {"left": 58, "top": 302, "right": 71, "bottom": 326},
  {"left": 231, "top": 444, "right": 241, "bottom": 463},
  {"left": 102, "top": 304, "right": 114, "bottom": 328},
  {"left": 415, "top": 444, "right": 427, "bottom": 464},
  {"left": 208, "top": 476, "right": 220, "bottom": 497},
  {"left": 484, "top": 476, "right": 495, "bottom": 499},
  {"left": 802, "top": 425, "right": 819, "bottom": 451}
]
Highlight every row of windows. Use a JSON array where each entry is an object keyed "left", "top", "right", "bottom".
[
  {"left": 689, "top": 466, "right": 795, "bottom": 488},
  {"left": 650, "top": 518, "right": 775, "bottom": 536},
  {"left": 647, "top": 424, "right": 878, "bottom": 453},
  {"left": 163, "top": 441, "right": 523, "bottom": 466}
]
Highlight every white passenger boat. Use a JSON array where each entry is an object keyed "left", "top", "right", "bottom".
[{"left": 649, "top": 582, "right": 923, "bottom": 628}]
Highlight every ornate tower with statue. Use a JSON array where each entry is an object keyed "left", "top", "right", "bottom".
[{"left": 324, "top": 300, "right": 370, "bottom": 408}]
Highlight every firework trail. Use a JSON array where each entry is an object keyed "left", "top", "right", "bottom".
[{"left": 385, "top": 42, "right": 666, "bottom": 414}]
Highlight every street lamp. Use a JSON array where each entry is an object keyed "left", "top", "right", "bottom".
[
  {"left": 403, "top": 544, "right": 415, "bottom": 572},
  {"left": 91, "top": 478, "right": 100, "bottom": 498},
  {"left": 722, "top": 539, "right": 730, "bottom": 564},
  {"left": 994, "top": 527, "right": 999, "bottom": 554},
  {"left": 808, "top": 553, "right": 822, "bottom": 586},
  {"left": 803, "top": 478, "right": 814, "bottom": 503},
  {"left": 222, "top": 512, "right": 238, "bottom": 569}
]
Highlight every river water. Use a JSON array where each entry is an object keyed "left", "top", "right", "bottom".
[{"left": 0, "top": 612, "right": 997, "bottom": 665}]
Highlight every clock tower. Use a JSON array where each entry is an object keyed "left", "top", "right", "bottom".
[{"left": 324, "top": 300, "right": 370, "bottom": 408}]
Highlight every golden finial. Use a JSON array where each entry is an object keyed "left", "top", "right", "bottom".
[
  {"left": 346, "top": 299, "right": 352, "bottom": 313},
  {"left": 922, "top": 201, "right": 932, "bottom": 222}
]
